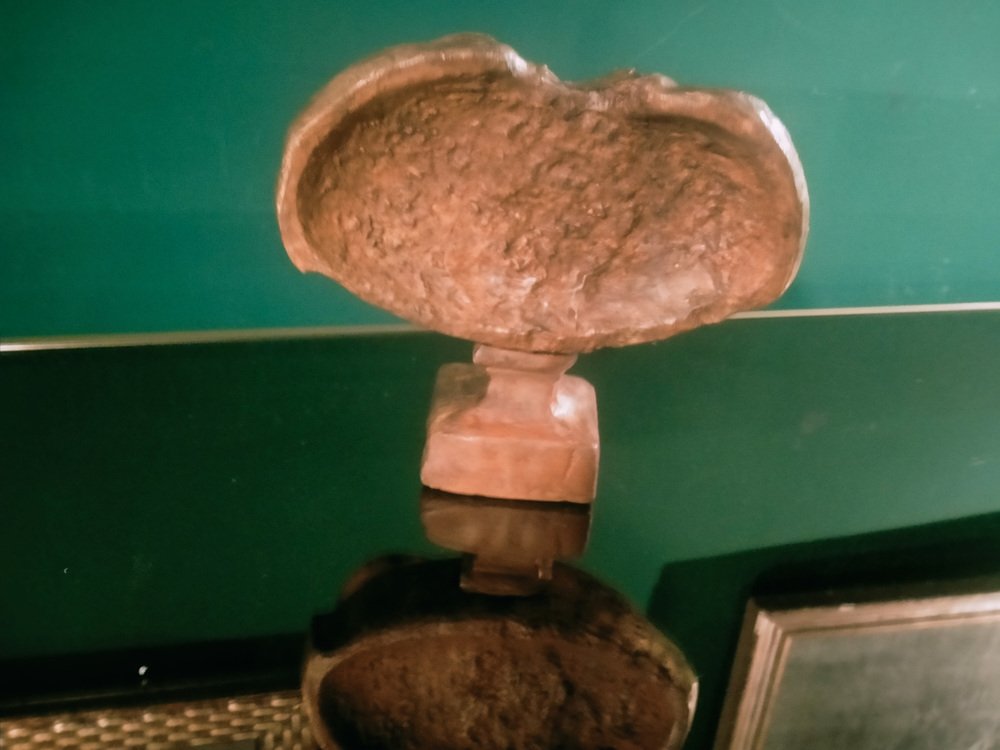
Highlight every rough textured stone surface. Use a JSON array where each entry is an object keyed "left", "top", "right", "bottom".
[
  {"left": 277, "top": 34, "right": 808, "bottom": 353},
  {"left": 303, "top": 557, "right": 696, "bottom": 750}
]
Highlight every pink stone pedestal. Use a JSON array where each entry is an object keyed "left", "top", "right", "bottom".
[{"left": 420, "top": 344, "right": 599, "bottom": 503}]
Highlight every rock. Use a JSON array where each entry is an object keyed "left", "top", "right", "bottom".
[
  {"left": 277, "top": 33, "right": 808, "bottom": 353},
  {"left": 303, "top": 557, "right": 697, "bottom": 750},
  {"left": 420, "top": 345, "right": 599, "bottom": 503}
]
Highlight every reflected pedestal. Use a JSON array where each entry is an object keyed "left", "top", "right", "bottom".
[{"left": 421, "top": 488, "right": 591, "bottom": 596}]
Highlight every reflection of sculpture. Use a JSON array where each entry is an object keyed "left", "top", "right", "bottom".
[
  {"left": 277, "top": 32, "right": 807, "bottom": 750},
  {"left": 303, "top": 557, "right": 697, "bottom": 750},
  {"left": 421, "top": 488, "right": 591, "bottom": 595}
]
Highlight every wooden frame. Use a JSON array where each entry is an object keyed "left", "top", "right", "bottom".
[{"left": 715, "top": 578, "right": 1000, "bottom": 750}]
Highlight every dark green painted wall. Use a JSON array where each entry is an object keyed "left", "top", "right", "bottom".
[
  {"left": 3, "top": 312, "right": 1000, "bottom": 744},
  {"left": 3, "top": 0, "right": 999, "bottom": 337},
  {"left": 3, "top": 3, "right": 1000, "bottom": 745}
]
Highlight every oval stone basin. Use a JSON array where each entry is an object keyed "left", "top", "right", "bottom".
[
  {"left": 277, "top": 34, "right": 808, "bottom": 353},
  {"left": 303, "top": 557, "right": 697, "bottom": 750}
]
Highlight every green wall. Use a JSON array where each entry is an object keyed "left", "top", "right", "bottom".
[
  {"left": 3, "top": 312, "right": 1000, "bottom": 744},
  {"left": 3, "top": 0, "right": 999, "bottom": 337}
]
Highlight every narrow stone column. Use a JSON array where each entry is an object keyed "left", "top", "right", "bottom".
[{"left": 421, "top": 344, "right": 599, "bottom": 503}]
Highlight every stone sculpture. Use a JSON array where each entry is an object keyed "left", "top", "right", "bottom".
[
  {"left": 276, "top": 32, "right": 807, "bottom": 750},
  {"left": 277, "top": 34, "right": 807, "bottom": 353}
]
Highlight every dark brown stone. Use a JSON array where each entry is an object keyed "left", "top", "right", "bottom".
[
  {"left": 277, "top": 33, "right": 808, "bottom": 353},
  {"left": 303, "top": 557, "right": 697, "bottom": 750}
]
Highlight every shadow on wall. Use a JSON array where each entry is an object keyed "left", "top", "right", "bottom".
[{"left": 646, "top": 509, "right": 1000, "bottom": 750}]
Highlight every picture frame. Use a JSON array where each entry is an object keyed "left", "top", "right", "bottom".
[{"left": 714, "top": 578, "right": 1000, "bottom": 750}]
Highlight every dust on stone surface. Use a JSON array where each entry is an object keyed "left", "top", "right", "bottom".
[
  {"left": 307, "top": 560, "right": 694, "bottom": 750},
  {"left": 298, "top": 73, "right": 801, "bottom": 352},
  {"left": 320, "top": 632, "right": 685, "bottom": 750}
]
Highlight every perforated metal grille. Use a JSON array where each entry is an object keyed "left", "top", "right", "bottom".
[{"left": 1, "top": 690, "right": 314, "bottom": 750}]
